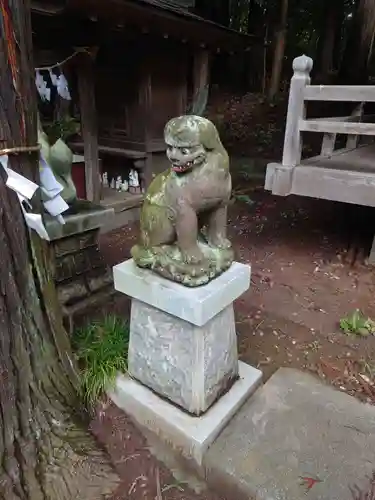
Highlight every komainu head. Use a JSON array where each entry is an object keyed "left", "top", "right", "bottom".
[{"left": 164, "top": 115, "right": 226, "bottom": 174}]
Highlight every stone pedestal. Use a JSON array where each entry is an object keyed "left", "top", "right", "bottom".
[
  {"left": 114, "top": 260, "right": 250, "bottom": 415},
  {"left": 112, "top": 259, "right": 262, "bottom": 464},
  {"left": 130, "top": 300, "right": 238, "bottom": 415},
  {"left": 46, "top": 201, "right": 114, "bottom": 332}
]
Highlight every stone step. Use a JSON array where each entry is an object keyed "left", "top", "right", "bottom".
[{"left": 204, "top": 368, "right": 375, "bottom": 500}]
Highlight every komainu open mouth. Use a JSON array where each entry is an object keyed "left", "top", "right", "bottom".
[{"left": 171, "top": 162, "right": 193, "bottom": 173}]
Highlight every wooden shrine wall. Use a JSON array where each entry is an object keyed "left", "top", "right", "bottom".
[
  {"left": 94, "top": 38, "right": 140, "bottom": 145},
  {"left": 95, "top": 35, "right": 189, "bottom": 152},
  {"left": 145, "top": 38, "right": 189, "bottom": 147},
  {"left": 32, "top": 13, "right": 194, "bottom": 156}
]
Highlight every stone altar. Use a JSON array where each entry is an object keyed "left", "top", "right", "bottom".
[
  {"left": 112, "top": 259, "right": 262, "bottom": 464},
  {"left": 114, "top": 259, "right": 256, "bottom": 415},
  {"left": 46, "top": 201, "right": 114, "bottom": 333}
]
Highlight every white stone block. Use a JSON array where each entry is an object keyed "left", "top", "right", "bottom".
[
  {"left": 113, "top": 259, "right": 251, "bottom": 327},
  {"left": 109, "top": 361, "right": 262, "bottom": 466},
  {"left": 128, "top": 299, "right": 238, "bottom": 415}
]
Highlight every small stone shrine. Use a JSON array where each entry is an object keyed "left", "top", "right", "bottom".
[
  {"left": 46, "top": 201, "right": 114, "bottom": 333},
  {"left": 39, "top": 123, "right": 114, "bottom": 332},
  {"left": 112, "top": 116, "right": 261, "bottom": 466}
]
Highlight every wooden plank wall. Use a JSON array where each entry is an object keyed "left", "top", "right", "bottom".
[
  {"left": 76, "top": 52, "right": 101, "bottom": 203},
  {"left": 141, "top": 38, "right": 189, "bottom": 147},
  {"left": 95, "top": 35, "right": 189, "bottom": 153}
]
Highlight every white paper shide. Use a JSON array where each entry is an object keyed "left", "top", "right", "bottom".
[
  {"left": 0, "top": 153, "right": 69, "bottom": 240},
  {"left": 35, "top": 69, "right": 71, "bottom": 102}
]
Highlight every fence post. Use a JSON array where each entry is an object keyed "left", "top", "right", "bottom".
[{"left": 282, "top": 55, "right": 313, "bottom": 167}]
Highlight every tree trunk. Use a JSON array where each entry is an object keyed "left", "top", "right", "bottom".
[
  {"left": 267, "top": 0, "right": 289, "bottom": 100},
  {"left": 332, "top": 2, "right": 345, "bottom": 71},
  {"left": 245, "top": 0, "right": 267, "bottom": 91},
  {"left": 0, "top": 1, "right": 119, "bottom": 498},
  {"left": 315, "top": 0, "right": 343, "bottom": 79},
  {"left": 247, "top": 0, "right": 265, "bottom": 36},
  {"left": 339, "top": 0, "right": 375, "bottom": 84}
]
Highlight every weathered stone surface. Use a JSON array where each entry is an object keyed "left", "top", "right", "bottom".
[
  {"left": 53, "top": 229, "right": 98, "bottom": 258},
  {"left": 54, "top": 244, "right": 106, "bottom": 284},
  {"left": 39, "top": 122, "right": 78, "bottom": 205},
  {"left": 78, "top": 229, "right": 98, "bottom": 250},
  {"left": 45, "top": 201, "right": 114, "bottom": 241},
  {"left": 86, "top": 268, "right": 113, "bottom": 292},
  {"left": 128, "top": 299, "right": 239, "bottom": 415},
  {"left": 54, "top": 235, "right": 81, "bottom": 258},
  {"left": 110, "top": 362, "right": 262, "bottom": 467},
  {"left": 56, "top": 279, "right": 87, "bottom": 305},
  {"left": 114, "top": 259, "right": 251, "bottom": 326},
  {"left": 86, "top": 246, "right": 105, "bottom": 269},
  {"left": 55, "top": 252, "right": 86, "bottom": 281},
  {"left": 50, "top": 221, "right": 113, "bottom": 319},
  {"left": 131, "top": 116, "right": 233, "bottom": 287},
  {"left": 204, "top": 368, "right": 375, "bottom": 500}
]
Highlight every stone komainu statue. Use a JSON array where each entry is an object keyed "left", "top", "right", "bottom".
[
  {"left": 131, "top": 115, "right": 234, "bottom": 287},
  {"left": 38, "top": 117, "right": 77, "bottom": 205}
]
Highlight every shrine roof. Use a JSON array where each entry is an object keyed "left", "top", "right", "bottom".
[
  {"left": 130, "top": 0, "right": 257, "bottom": 48},
  {"left": 31, "top": 0, "right": 259, "bottom": 53}
]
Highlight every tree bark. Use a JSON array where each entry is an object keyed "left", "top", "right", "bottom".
[
  {"left": 315, "top": 0, "right": 343, "bottom": 79},
  {"left": 332, "top": 2, "right": 345, "bottom": 71},
  {"left": 339, "top": 0, "right": 375, "bottom": 84},
  {"left": 267, "top": 0, "right": 289, "bottom": 100},
  {"left": 247, "top": 0, "right": 266, "bottom": 36},
  {"left": 0, "top": 1, "right": 119, "bottom": 498},
  {"left": 245, "top": 0, "right": 267, "bottom": 91}
]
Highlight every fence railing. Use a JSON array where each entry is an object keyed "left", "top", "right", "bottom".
[{"left": 282, "top": 55, "right": 375, "bottom": 167}]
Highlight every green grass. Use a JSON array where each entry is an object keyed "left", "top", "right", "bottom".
[
  {"left": 72, "top": 315, "right": 129, "bottom": 406},
  {"left": 339, "top": 309, "right": 375, "bottom": 337}
]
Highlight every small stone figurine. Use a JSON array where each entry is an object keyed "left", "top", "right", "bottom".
[
  {"left": 102, "top": 172, "right": 109, "bottom": 188},
  {"left": 129, "top": 169, "right": 141, "bottom": 194},
  {"left": 120, "top": 179, "right": 129, "bottom": 192},
  {"left": 110, "top": 177, "right": 115, "bottom": 189},
  {"left": 115, "top": 176, "right": 122, "bottom": 191},
  {"left": 131, "top": 115, "right": 233, "bottom": 287},
  {"left": 128, "top": 170, "right": 134, "bottom": 193}
]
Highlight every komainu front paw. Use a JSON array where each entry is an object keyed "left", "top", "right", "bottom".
[
  {"left": 181, "top": 246, "right": 204, "bottom": 264},
  {"left": 208, "top": 235, "right": 231, "bottom": 250}
]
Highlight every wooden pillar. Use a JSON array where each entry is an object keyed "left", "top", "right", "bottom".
[
  {"left": 178, "top": 66, "right": 188, "bottom": 116},
  {"left": 139, "top": 64, "right": 153, "bottom": 189},
  {"left": 193, "top": 47, "right": 210, "bottom": 101},
  {"left": 77, "top": 53, "right": 101, "bottom": 203},
  {"left": 281, "top": 55, "right": 313, "bottom": 168},
  {"left": 177, "top": 48, "right": 188, "bottom": 115}
]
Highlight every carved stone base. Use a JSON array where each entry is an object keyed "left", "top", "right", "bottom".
[
  {"left": 131, "top": 239, "right": 234, "bottom": 287},
  {"left": 52, "top": 228, "right": 113, "bottom": 304},
  {"left": 113, "top": 259, "right": 251, "bottom": 415},
  {"left": 47, "top": 203, "right": 114, "bottom": 332},
  {"left": 129, "top": 299, "right": 238, "bottom": 415},
  {"left": 109, "top": 361, "right": 262, "bottom": 466}
]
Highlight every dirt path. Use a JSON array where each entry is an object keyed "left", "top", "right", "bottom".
[
  {"left": 228, "top": 191, "right": 375, "bottom": 402},
  {"left": 91, "top": 402, "right": 224, "bottom": 500},
  {"left": 87, "top": 188, "right": 375, "bottom": 499}
]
